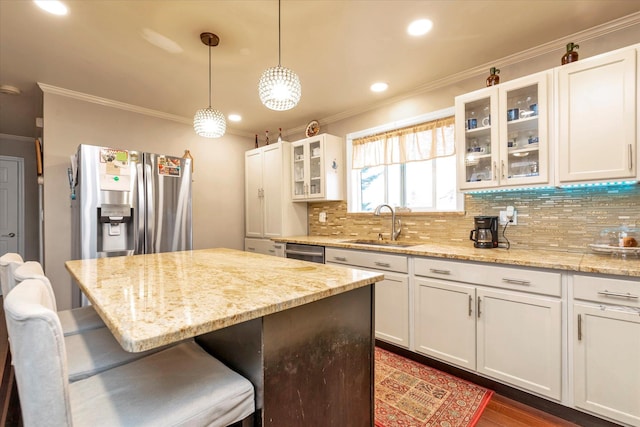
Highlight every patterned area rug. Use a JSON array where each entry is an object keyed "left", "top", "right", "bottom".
[{"left": 375, "top": 347, "right": 493, "bottom": 427}]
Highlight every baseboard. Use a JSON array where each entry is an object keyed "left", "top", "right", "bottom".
[{"left": 375, "top": 340, "right": 620, "bottom": 427}]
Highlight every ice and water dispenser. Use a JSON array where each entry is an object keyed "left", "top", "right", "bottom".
[{"left": 97, "top": 204, "right": 133, "bottom": 255}]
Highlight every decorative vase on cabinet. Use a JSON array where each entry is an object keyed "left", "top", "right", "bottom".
[{"left": 291, "top": 133, "right": 344, "bottom": 201}]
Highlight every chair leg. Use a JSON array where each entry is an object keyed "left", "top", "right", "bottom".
[
  {"left": 228, "top": 413, "right": 254, "bottom": 427},
  {"left": 240, "top": 413, "right": 254, "bottom": 427}
]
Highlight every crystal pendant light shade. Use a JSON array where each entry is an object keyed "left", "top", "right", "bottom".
[
  {"left": 194, "top": 32, "right": 225, "bottom": 138},
  {"left": 258, "top": 65, "right": 301, "bottom": 111},
  {"left": 193, "top": 107, "right": 226, "bottom": 138},
  {"left": 259, "top": 0, "right": 301, "bottom": 111}
]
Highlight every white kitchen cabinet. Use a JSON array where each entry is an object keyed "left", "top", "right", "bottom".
[
  {"left": 413, "top": 257, "right": 562, "bottom": 400},
  {"left": 476, "top": 287, "right": 561, "bottom": 400},
  {"left": 326, "top": 247, "right": 409, "bottom": 348},
  {"left": 414, "top": 278, "right": 476, "bottom": 370},
  {"left": 572, "top": 274, "right": 640, "bottom": 426},
  {"left": 557, "top": 46, "right": 638, "bottom": 183},
  {"left": 244, "top": 237, "right": 284, "bottom": 257},
  {"left": 245, "top": 142, "right": 307, "bottom": 239},
  {"left": 291, "top": 133, "right": 344, "bottom": 201},
  {"left": 456, "top": 71, "right": 551, "bottom": 191}
]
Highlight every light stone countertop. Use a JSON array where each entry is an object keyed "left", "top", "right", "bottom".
[
  {"left": 273, "top": 236, "right": 640, "bottom": 278},
  {"left": 65, "top": 248, "right": 383, "bottom": 352}
]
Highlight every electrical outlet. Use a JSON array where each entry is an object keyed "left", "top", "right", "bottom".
[
  {"left": 319, "top": 212, "right": 327, "bottom": 223},
  {"left": 499, "top": 208, "right": 517, "bottom": 225}
]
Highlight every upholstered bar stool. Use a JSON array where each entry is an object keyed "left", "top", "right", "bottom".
[
  {"left": 7, "top": 275, "right": 171, "bottom": 382},
  {"left": 5, "top": 278, "right": 255, "bottom": 427},
  {"left": 9, "top": 254, "right": 105, "bottom": 336}
]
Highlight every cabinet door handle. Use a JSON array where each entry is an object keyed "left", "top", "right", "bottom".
[
  {"left": 629, "top": 144, "right": 633, "bottom": 170},
  {"left": 247, "top": 247, "right": 256, "bottom": 251},
  {"left": 477, "top": 296, "right": 482, "bottom": 319},
  {"left": 501, "top": 160, "right": 506, "bottom": 179},
  {"left": 430, "top": 268, "right": 451, "bottom": 275},
  {"left": 578, "top": 314, "right": 582, "bottom": 341},
  {"left": 385, "top": 278, "right": 404, "bottom": 284},
  {"left": 468, "top": 295, "right": 473, "bottom": 317},
  {"left": 597, "top": 290, "right": 639, "bottom": 299},
  {"left": 493, "top": 161, "right": 497, "bottom": 180},
  {"left": 502, "top": 278, "right": 531, "bottom": 286},
  {"left": 268, "top": 249, "right": 275, "bottom": 253},
  {"left": 374, "top": 261, "right": 391, "bottom": 268},
  {"left": 274, "top": 245, "right": 282, "bottom": 249},
  {"left": 333, "top": 256, "right": 347, "bottom": 262}
]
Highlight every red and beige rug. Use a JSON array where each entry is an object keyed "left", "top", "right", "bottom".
[{"left": 375, "top": 347, "right": 493, "bottom": 427}]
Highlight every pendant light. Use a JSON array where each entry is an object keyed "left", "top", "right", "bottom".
[
  {"left": 258, "top": 0, "right": 301, "bottom": 111},
  {"left": 193, "top": 32, "right": 226, "bottom": 138}
]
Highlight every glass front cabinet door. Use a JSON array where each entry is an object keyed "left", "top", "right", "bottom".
[
  {"left": 456, "top": 87, "right": 500, "bottom": 190},
  {"left": 292, "top": 138, "right": 325, "bottom": 200},
  {"left": 498, "top": 71, "right": 550, "bottom": 188},
  {"left": 456, "top": 71, "right": 550, "bottom": 191}
]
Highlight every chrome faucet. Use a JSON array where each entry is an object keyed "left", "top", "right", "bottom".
[{"left": 373, "top": 204, "right": 401, "bottom": 241}]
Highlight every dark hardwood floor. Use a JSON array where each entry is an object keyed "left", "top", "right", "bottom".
[
  {"left": 0, "top": 297, "right": 602, "bottom": 426},
  {"left": 478, "top": 394, "right": 579, "bottom": 426}
]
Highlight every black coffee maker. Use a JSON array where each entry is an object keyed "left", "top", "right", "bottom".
[{"left": 470, "top": 216, "right": 499, "bottom": 248}]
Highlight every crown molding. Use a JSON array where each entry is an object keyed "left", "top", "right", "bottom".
[
  {"left": 0, "top": 133, "right": 35, "bottom": 142},
  {"left": 312, "top": 11, "right": 640, "bottom": 131},
  {"left": 37, "top": 83, "right": 252, "bottom": 139}
]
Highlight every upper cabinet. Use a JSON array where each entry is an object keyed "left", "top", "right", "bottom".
[
  {"left": 245, "top": 142, "right": 307, "bottom": 239},
  {"left": 456, "top": 71, "right": 550, "bottom": 191},
  {"left": 556, "top": 46, "right": 638, "bottom": 184},
  {"left": 291, "top": 133, "right": 344, "bottom": 202}
]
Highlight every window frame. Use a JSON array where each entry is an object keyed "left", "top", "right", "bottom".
[{"left": 346, "top": 106, "right": 463, "bottom": 213}]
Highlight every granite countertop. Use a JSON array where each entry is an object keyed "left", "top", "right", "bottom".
[
  {"left": 65, "top": 248, "right": 383, "bottom": 352},
  {"left": 273, "top": 236, "right": 640, "bottom": 278}
]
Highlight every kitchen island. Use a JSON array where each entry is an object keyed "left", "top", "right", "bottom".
[{"left": 65, "top": 248, "right": 383, "bottom": 426}]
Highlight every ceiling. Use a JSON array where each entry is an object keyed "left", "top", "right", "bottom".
[{"left": 1, "top": 1, "right": 639, "bottom": 139}]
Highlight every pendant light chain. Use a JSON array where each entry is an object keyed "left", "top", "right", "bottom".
[
  {"left": 208, "top": 38, "right": 212, "bottom": 108},
  {"left": 278, "top": 0, "right": 281, "bottom": 67}
]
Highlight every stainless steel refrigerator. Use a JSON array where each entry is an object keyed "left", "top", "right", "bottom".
[{"left": 71, "top": 144, "right": 192, "bottom": 307}]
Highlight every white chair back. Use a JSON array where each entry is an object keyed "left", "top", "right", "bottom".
[
  {"left": 0, "top": 253, "right": 24, "bottom": 297},
  {"left": 14, "top": 261, "right": 59, "bottom": 312},
  {"left": 4, "top": 278, "right": 73, "bottom": 426}
]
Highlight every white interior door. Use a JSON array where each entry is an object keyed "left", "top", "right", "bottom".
[{"left": 0, "top": 156, "right": 23, "bottom": 259}]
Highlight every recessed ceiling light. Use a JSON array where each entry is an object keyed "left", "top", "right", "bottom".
[
  {"left": 370, "top": 82, "right": 388, "bottom": 93},
  {"left": 228, "top": 114, "right": 242, "bottom": 122},
  {"left": 34, "top": 0, "right": 68, "bottom": 16},
  {"left": 407, "top": 19, "right": 433, "bottom": 36}
]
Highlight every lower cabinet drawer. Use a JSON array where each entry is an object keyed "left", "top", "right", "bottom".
[
  {"left": 573, "top": 274, "right": 640, "bottom": 308},
  {"left": 414, "top": 257, "right": 562, "bottom": 297},
  {"left": 326, "top": 247, "right": 407, "bottom": 273}
]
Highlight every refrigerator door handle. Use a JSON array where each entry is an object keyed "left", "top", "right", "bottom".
[
  {"left": 136, "top": 162, "right": 145, "bottom": 254},
  {"left": 145, "top": 162, "right": 155, "bottom": 254}
]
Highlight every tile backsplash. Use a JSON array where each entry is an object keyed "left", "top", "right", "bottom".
[{"left": 308, "top": 185, "right": 640, "bottom": 253}]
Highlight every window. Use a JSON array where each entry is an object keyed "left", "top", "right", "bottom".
[{"left": 347, "top": 108, "right": 462, "bottom": 213}]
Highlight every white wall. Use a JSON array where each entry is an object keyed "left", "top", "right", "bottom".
[{"left": 42, "top": 93, "right": 252, "bottom": 309}]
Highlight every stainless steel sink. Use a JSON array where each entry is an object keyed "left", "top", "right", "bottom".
[{"left": 343, "top": 239, "right": 420, "bottom": 248}]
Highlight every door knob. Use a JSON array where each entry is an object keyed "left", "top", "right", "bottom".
[{"left": 1, "top": 233, "right": 15, "bottom": 238}]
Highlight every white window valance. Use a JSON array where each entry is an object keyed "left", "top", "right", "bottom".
[{"left": 351, "top": 116, "right": 455, "bottom": 169}]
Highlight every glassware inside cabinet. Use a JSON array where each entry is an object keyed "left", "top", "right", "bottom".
[
  {"left": 463, "top": 97, "right": 493, "bottom": 183},
  {"left": 505, "top": 83, "right": 540, "bottom": 179},
  {"left": 293, "top": 145, "right": 305, "bottom": 196}
]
